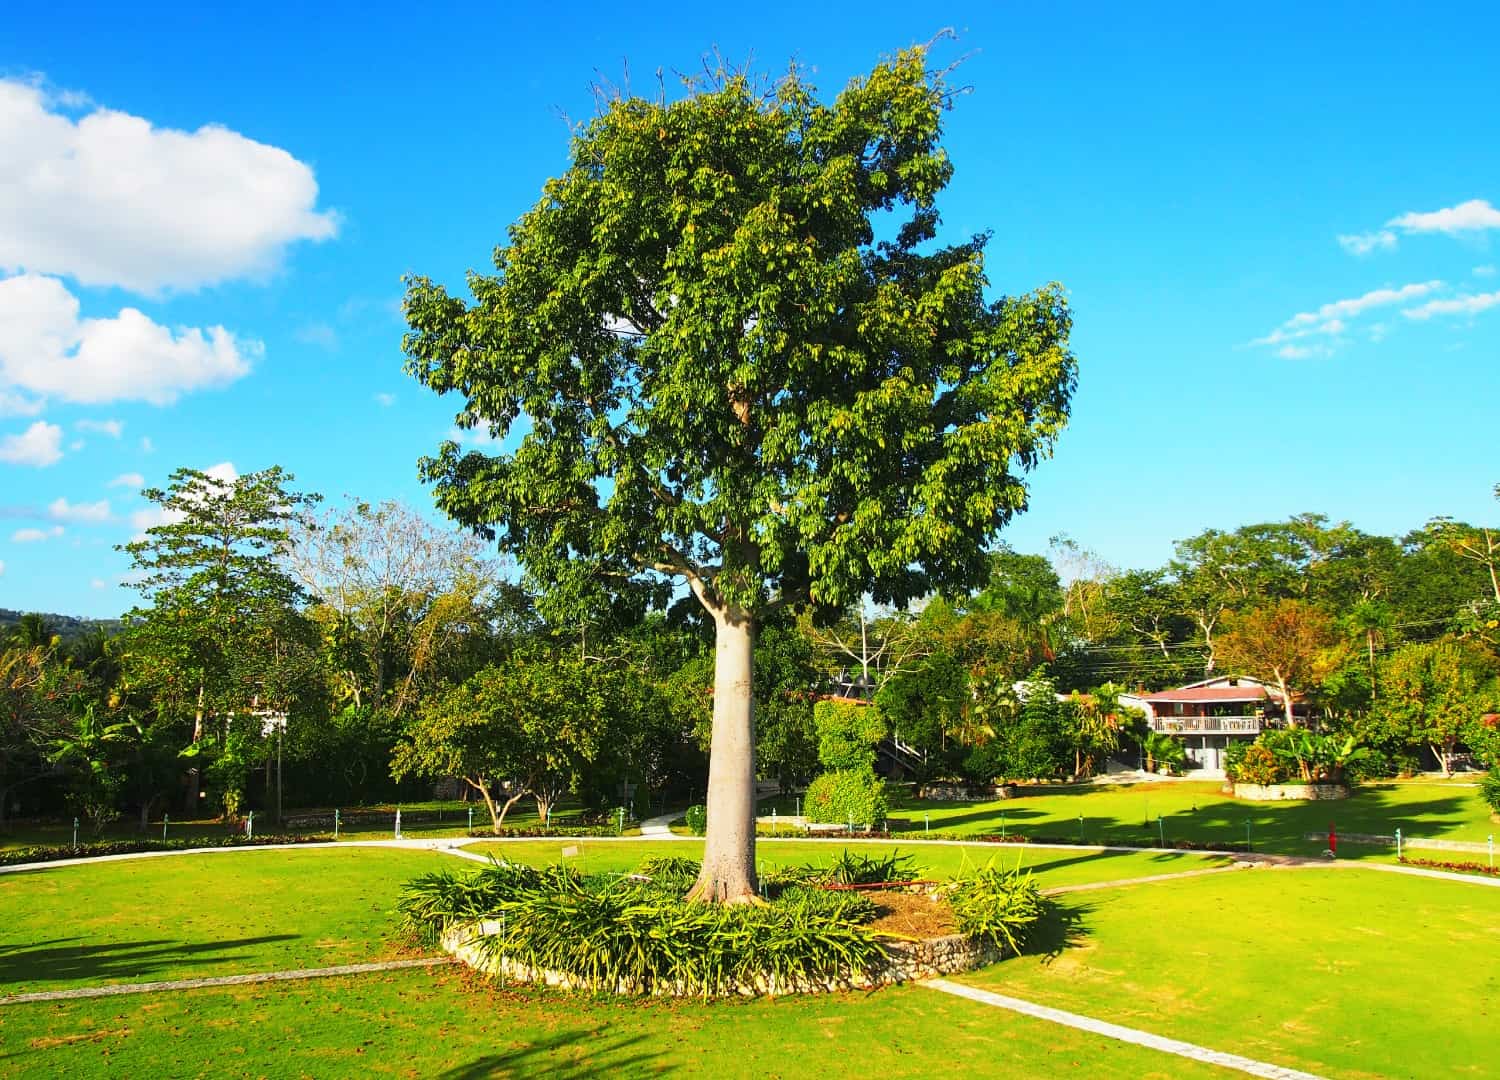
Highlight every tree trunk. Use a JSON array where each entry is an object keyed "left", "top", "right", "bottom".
[
  {"left": 186, "top": 681, "right": 205, "bottom": 813},
  {"left": 687, "top": 608, "right": 759, "bottom": 904},
  {"left": 1431, "top": 742, "right": 1450, "bottom": 778},
  {"left": 468, "top": 776, "right": 504, "bottom": 834},
  {"left": 1278, "top": 675, "right": 1295, "bottom": 728}
]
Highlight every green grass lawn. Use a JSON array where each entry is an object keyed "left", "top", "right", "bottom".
[
  {"left": 957, "top": 867, "right": 1500, "bottom": 1079},
  {"left": 833, "top": 779, "right": 1497, "bottom": 857},
  {"left": 0, "top": 965, "right": 1235, "bottom": 1079},
  {"left": 0, "top": 848, "right": 439, "bottom": 994}
]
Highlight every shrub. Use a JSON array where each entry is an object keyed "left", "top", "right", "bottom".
[
  {"left": 804, "top": 768, "right": 888, "bottom": 826},
  {"left": 1482, "top": 770, "right": 1500, "bottom": 815},
  {"left": 813, "top": 699, "right": 886, "bottom": 771},
  {"left": 0, "top": 833, "right": 329, "bottom": 868},
  {"left": 945, "top": 861, "right": 1047, "bottom": 957},
  {"left": 636, "top": 855, "right": 701, "bottom": 891},
  {"left": 819, "top": 849, "right": 923, "bottom": 886},
  {"left": 1345, "top": 748, "right": 1398, "bottom": 782},
  {"left": 683, "top": 804, "right": 707, "bottom": 835},
  {"left": 1230, "top": 743, "right": 1289, "bottom": 785}
]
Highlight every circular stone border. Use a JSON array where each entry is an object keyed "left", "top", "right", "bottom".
[
  {"left": 1232, "top": 782, "right": 1350, "bottom": 801},
  {"left": 438, "top": 920, "right": 1000, "bottom": 996}
]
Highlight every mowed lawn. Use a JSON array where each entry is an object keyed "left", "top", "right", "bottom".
[
  {"left": 958, "top": 867, "right": 1500, "bottom": 1079},
  {"left": 0, "top": 848, "right": 439, "bottom": 994},
  {"left": 460, "top": 838, "right": 1230, "bottom": 888},
  {"left": 860, "top": 778, "right": 1496, "bottom": 857},
  {"left": 0, "top": 965, "right": 1236, "bottom": 1079}
]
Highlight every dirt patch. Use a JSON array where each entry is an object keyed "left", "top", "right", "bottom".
[{"left": 864, "top": 889, "right": 957, "bottom": 939}]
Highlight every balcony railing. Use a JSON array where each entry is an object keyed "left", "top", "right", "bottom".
[{"left": 1151, "top": 715, "right": 1262, "bottom": 735}]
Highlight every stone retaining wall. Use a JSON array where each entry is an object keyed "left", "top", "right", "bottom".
[
  {"left": 439, "top": 921, "right": 999, "bottom": 997},
  {"left": 1232, "top": 782, "right": 1349, "bottom": 801},
  {"left": 918, "top": 783, "right": 1017, "bottom": 802}
]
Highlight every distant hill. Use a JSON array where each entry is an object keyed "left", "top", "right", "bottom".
[{"left": 0, "top": 608, "right": 123, "bottom": 643}]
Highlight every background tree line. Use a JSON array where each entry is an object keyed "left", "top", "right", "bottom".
[{"left": 3, "top": 468, "right": 1497, "bottom": 835}]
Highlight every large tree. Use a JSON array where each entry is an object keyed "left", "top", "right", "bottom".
[
  {"left": 402, "top": 48, "right": 1076, "bottom": 901},
  {"left": 1216, "top": 599, "right": 1345, "bottom": 727},
  {"left": 119, "top": 466, "right": 318, "bottom": 811}
]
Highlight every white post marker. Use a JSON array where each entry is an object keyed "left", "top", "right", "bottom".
[{"left": 394, "top": 808, "right": 402, "bottom": 840}]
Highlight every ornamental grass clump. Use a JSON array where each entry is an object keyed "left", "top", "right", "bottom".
[{"left": 945, "top": 861, "right": 1047, "bottom": 958}]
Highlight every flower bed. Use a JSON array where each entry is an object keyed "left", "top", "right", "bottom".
[
  {"left": 399, "top": 851, "right": 1045, "bottom": 997},
  {"left": 0, "top": 833, "right": 332, "bottom": 867},
  {"left": 1398, "top": 855, "right": 1500, "bottom": 877}
]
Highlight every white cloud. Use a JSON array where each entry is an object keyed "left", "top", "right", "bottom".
[
  {"left": 48, "top": 497, "right": 111, "bottom": 523},
  {"left": 1276, "top": 344, "right": 1332, "bottom": 360},
  {"left": 76, "top": 418, "right": 123, "bottom": 437},
  {"left": 0, "top": 560, "right": 5, "bottom": 576},
  {"left": 90, "top": 578, "right": 106, "bottom": 589},
  {"left": 374, "top": 392, "right": 396, "bottom": 407},
  {"left": 1337, "top": 231, "right": 1396, "bottom": 256},
  {"left": 1285, "top": 281, "right": 1444, "bottom": 326},
  {"left": 0, "top": 273, "right": 255, "bottom": 406},
  {"left": 0, "top": 79, "right": 337, "bottom": 294},
  {"left": 294, "top": 323, "right": 339, "bottom": 350},
  {"left": 12, "top": 525, "right": 63, "bottom": 542},
  {"left": 0, "top": 420, "right": 63, "bottom": 466},
  {"left": 108, "top": 472, "right": 145, "bottom": 489},
  {"left": 1251, "top": 282, "right": 1444, "bottom": 357},
  {"left": 1388, "top": 198, "right": 1500, "bottom": 236},
  {"left": 140, "top": 436, "right": 155, "bottom": 454},
  {"left": 0, "top": 389, "right": 44, "bottom": 417},
  {"left": 1475, "top": 265, "right": 1496, "bottom": 278},
  {"left": 1401, "top": 289, "right": 1500, "bottom": 321}
]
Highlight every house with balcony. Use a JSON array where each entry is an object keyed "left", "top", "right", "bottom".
[{"left": 1120, "top": 676, "right": 1301, "bottom": 775}]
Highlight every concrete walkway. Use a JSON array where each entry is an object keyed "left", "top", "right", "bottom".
[
  {"left": 638, "top": 811, "right": 679, "bottom": 838},
  {"left": 0, "top": 957, "right": 454, "bottom": 1008},
  {"left": 923, "top": 979, "right": 1327, "bottom": 1080}
]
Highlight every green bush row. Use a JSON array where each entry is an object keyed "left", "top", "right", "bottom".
[{"left": 0, "top": 834, "right": 331, "bottom": 867}]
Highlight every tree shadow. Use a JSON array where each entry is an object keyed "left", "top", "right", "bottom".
[
  {"left": 432, "top": 1029, "right": 661, "bottom": 1079},
  {"left": 1027, "top": 898, "right": 1093, "bottom": 964},
  {"left": 0, "top": 934, "right": 300, "bottom": 990}
]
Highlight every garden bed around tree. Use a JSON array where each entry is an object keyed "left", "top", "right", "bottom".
[{"left": 401, "top": 850, "right": 1042, "bottom": 998}]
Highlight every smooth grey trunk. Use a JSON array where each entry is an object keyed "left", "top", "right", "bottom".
[
  {"left": 688, "top": 608, "right": 758, "bottom": 903},
  {"left": 1278, "top": 675, "right": 1295, "bottom": 728}
]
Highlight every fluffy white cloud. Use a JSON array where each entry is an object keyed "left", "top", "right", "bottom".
[
  {"left": 374, "top": 392, "right": 396, "bottom": 407},
  {"left": 1388, "top": 198, "right": 1500, "bottom": 236},
  {"left": 0, "top": 560, "right": 5, "bottom": 576},
  {"left": 75, "top": 418, "right": 123, "bottom": 437},
  {"left": 1337, "top": 231, "right": 1396, "bottom": 256},
  {"left": 108, "top": 472, "right": 145, "bottom": 489},
  {"left": 48, "top": 497, "right": 111, "bottom": 523},
  {"left": 0, "top": 420, "right": 63, "bottom": 466},
  {"left": 1475, "top": 265, "right": 1497, "bottom": 278},
  {"left": 0, "top": 80, "right": 337, "bottom": 294},
  {"left": 90, "top": 578, "right": 106, "bottom": 589},
  {"left": 140, "top": 436, "right": 155, "bottom": 454},
  {"left": 12, "top": 525, "right": 63, "bottom": 542},
  {"left": 1401, "top": 289, "right": 1500, "bottom": 321},
  {"left": 0, "top": 273, "right": 255, "bottom": 405}
]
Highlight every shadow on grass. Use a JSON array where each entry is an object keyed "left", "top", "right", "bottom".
[
  {"left": 1022, "top": 898, "right": 1093, "bottom": 966},
  {"left": 433, "top": 1029, "right": 661, "bottom": 1079},
  {"left": 0, "top": 934, "right": 300, "bottom": 989}
]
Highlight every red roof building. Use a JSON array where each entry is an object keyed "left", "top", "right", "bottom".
[{"left": 1120, "top": 676, "right": 1297, "bottom": 775}]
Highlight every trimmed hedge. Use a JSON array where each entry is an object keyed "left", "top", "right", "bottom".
[
  {"left": 804, "top": 768, "right": 888, "bottom": 826},
  {"left": 0, "top": 834, "right": 332, "bottom": 867}
]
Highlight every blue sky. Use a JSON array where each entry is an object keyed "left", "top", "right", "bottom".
[{"left": 2, "top": 2, "right": 1498, "bottom": 616}]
